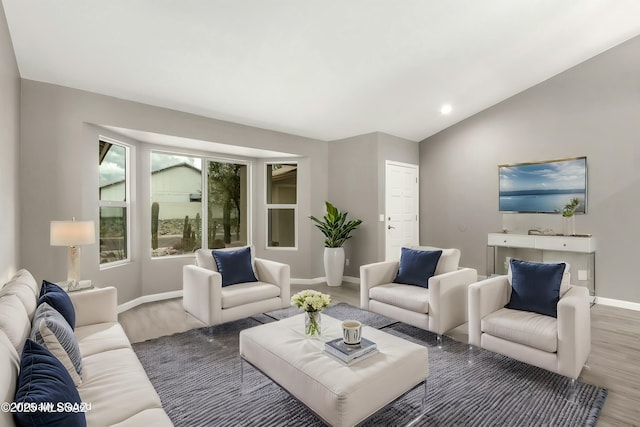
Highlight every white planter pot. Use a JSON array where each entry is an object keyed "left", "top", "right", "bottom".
[{"left": 324, "top": 247, "right": 345, "bottom": 286}]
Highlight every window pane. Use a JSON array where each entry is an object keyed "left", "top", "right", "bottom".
[
  {"left": 207, "top": 161, "right": 247, "bottom": 249},
  {"left": 267, "top": 164, "right": 297, "bottom": 204},
  {"left": 99, "top": 207, "right": 127, "bottom": 263},
  {"left": 268, "top": 208, "right": 295, "bottom": 247},
  {"left": 99, "top": 142, "right": 126, "bottom": 202},
  {"left": 151, "top": 153, "right": 202, "bottom": 257}
]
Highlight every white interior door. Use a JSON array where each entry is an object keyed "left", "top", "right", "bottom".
[{"left": 385, "top": 161, "right": 419, "bottom": 261}]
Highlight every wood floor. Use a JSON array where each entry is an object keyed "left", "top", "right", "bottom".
[{"left": 119, "top": 282, "right": 640, "bottom": 426}]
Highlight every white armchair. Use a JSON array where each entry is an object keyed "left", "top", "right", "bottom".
[
  {"left": 468, "top": 265, "right": 591, "bottom": 380},
  {"left": 360, "top": 246, "right": 478, "bottom": 345},
  {"left": 183, "top": 247, "right": 290, "bottom": 326}
]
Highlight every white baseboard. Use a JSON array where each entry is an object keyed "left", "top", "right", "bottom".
[
  {"left": 594, "top": 296, "right": 640, "bottom": 312},
  {"left": 117, "top": 290, "right": 183, "bottom": 314}
]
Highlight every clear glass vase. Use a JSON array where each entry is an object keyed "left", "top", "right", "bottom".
[
  {"left": 305, "top": 311, "right": 321, "bottom": 337},
  {"left": 563, "top": 216, "right": 575, "bottom": 236}
]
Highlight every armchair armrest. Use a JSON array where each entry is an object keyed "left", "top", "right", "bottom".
[
  {"left": 468, "top": 275, "right": 510, "bottom": 346},
  {"left": 69, "top": 287, "right": 117, "bottom": 327},
  {"left": 557, "top": 285, "right": 591, "bottom": 379},
  {"left": 428, "top": 268, "right": 478, "bottom": 334},
  {"left": 359, "top": 261, "right": 399, "bottom": 309},
  {"left": 255, "top": 258, "right": 291, "bottom": 307},
  {"left": 183, "top": 265, "right": 223, "bottom": 325}
]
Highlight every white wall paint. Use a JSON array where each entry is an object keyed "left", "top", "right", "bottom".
[
  {"left": 19, "top": 80, "right": 328, "bottom": 303},
  {"left": 420, "top": 35, "right": 640, "bottom": 303},
  {"left": 0, "top": 4, "right": 20, "bottom": 283}
]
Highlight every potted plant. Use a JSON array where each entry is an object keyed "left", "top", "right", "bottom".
[
  {"left": 310, "top": 201, "right": 363, "bottom": 286},
  {"left": 561, "top": 197, "right": 579, "bottom": 236}
]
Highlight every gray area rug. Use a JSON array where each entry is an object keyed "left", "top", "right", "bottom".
[{"left": 132, "top": 303, "right": 607, "bottom": 426}]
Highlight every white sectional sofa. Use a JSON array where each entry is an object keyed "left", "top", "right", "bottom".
[{"left": 0, "top": 269, "right": 173, "bottom": 427}]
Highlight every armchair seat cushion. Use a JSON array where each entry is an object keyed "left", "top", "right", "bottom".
[
  {"left": 369, "top": 283, "right": 429, "bottom": 314},
  {"left": 481, "top": 308, "right": 557, "bottom": 353},
  {"left": 221, "top": 282, "right": 281, "bottom": 309}
]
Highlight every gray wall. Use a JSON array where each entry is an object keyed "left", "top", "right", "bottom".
[
  {"left": 420, "top": 35, "right": 640, "bottom": 303},
  {"left": 0, "top": 4, "right": 20, "bottom": 283},
  {"left": 329, "top": 132, "right": 419, "bottom": 276},
  {"left": 19, "top": 80, "right": 328, "bottom": 303}
]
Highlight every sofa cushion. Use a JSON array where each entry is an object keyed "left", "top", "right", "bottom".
[
  {"left": 394, "top": 248, "right": 442, "bottom": 288},
  {"left": 0, "top": 280, "right": 38, "bottom": 322},
  {"left": 30, "top": 303, "right": 83, "bottom": 385},
  {"left": 481, "top": 308, "right": 558, "bottom": 353},
  {"left": 0, "top": 331, "right": 20, "bottom": 427},
  {"left": 74, "top": 322, "right": 132, "bottom": 358},
  {"left": 0, "top": 294, "right": 31, "bottom": 353},
  {"left": 506, "top": 259, "right": 565, "bottom": 318},
  {"left": 212, "top": 246, "right": 258, "bottom": 287},
  {"left": 79, "top": 348, "right": 163, "bottom": 427},
  {"left": 39, "top": 280, "right": 76, "bottom": 329},
  {"left": 369, "top": 283, "right": 429, "bottom": 314},
  {"left": 14, "top": 339, "right": 86, "bottom": 427},
  {"left": 110, "top": 408, "right": 174, "bottom": 427},
  {"left": 221, "top": 281, "right": 281, "bottom": 309}
]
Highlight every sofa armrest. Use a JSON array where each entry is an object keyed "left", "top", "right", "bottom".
[
  {"left": 69, "top": 287, "right": 118, "bottom": 327},
  {"left": 183, "top": 265, "right": 222, "bottom": 325},
  {"left": 468, "top": 275, "right": 510, "bottom": 347},
  {"left": 359, "top": 261, "right": 399, "bottom": 309},
  {"left": 557, "top": 285, "right": 591, "bottom": 379},
  {"left": 428, "top": 268, "right": 478, "bottom": 334},
  {"left": 255, "top": 258, "right": 291, "bottom": 307}
]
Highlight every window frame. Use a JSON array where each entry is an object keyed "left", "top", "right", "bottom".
[
  {"left": 148, "top": 150, "right": 253, "bottom": 258},
  {"left": 99, "top": 137, "right": 132, "bottom": 268},
  {"left": 265, "top": 161, "right": 298, "bottom": 251}
]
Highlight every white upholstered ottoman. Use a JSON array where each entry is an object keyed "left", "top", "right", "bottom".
[{"left": 239, "top": 314, "right": 429, "bottom": 427}]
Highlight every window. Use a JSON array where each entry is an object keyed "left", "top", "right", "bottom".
[
  {"left": 151, "top": 152, "right": 202, "bottom": 257},
  {"left": 266, "top": 163, "right": 297, "bottom": 248},
  {"left": 150, "top": 153, "right": 249, "bottom": 256},
  {"left": 99, "top": 140, "right": 130, "bottom": 265},
  {"left": 207, "top": 160, "right": 249, "bottom": 249}
]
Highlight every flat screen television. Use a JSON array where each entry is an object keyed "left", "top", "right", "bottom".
[{"left": 499, "top": 156, "right": 587, "bottom": 214}]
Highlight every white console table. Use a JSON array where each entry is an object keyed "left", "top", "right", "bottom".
[{"left": 487, "top": 232, "right": 596, "bottom": 297}]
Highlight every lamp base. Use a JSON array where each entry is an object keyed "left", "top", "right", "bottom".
[{"left": 67, "top": 245, "right": 81, "bottom": 283}]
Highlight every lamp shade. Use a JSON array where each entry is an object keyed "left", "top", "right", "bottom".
[{"left": 50, "top": 220, "right": 96, "bottom": 246}]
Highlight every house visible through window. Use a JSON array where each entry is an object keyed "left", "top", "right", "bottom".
[
  {"left": 99, "top": 139, "right": 130, "bottom": 265},
  {"left": 266, "top": 163, "right": 297, "bottom": 248}
]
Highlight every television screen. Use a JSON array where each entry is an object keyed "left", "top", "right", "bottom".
[{"left": 499, "top": 157, "right": 587, "bottom": 214}]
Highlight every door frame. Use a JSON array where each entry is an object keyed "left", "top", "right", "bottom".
[{"left": 384, "top": 160, "right": 419, "bottom": 261}]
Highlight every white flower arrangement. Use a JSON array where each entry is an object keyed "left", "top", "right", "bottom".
[{"left": 291, "top": 290, "right": 331, "bottom": 312}]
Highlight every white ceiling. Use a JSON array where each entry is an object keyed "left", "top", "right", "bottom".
[{"left": 4, "top": 1, "right": 640, "bottom": 142}]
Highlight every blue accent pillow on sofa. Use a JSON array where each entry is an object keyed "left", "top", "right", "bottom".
[
  {"left": 506, "top": 259, "right": 566, "bottom": 318},
  {"left": 39, "top": 280, "right": 76, "bottom": 330},
  {"left": 14, "top": 339, "right": 86, "bottom": 427},
  {"left": 212, "top": 247, "right": 258, "bottom": 287},
  {"left": 393, "top": 248, "right": 442, "bottom": 288}
]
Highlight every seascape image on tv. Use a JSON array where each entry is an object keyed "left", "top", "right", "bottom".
[{"left": 499, "top": 157, "right": 586, "bottom": 214}]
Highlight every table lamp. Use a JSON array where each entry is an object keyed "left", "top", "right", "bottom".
[{"left": 50, "top": 218, "right": 95, "bottom": 290}]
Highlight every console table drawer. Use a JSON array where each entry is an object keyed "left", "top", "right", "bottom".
[
  {"left": 534, "top": 236, "right": 594, "bottom": 253},
  {"left": 487, "top": 233, "right": 534, "bottom": 248}
]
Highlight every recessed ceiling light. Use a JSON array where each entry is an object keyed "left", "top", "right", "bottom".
[{"left": 440, "top": 104, "right": 453, "bottom": 115}]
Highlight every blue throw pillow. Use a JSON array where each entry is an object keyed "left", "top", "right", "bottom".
[
  {"left": 506, "top": 259, "right": 566, "bottom": 318},
  {"left": 393, "top": 248, "right": 442, "bottom": 288},
  {"left": 39, "top": 280, "right": 76, "bottom": 330},
  {"left": 212, "top": 247, "right": 258, "bottom": 287},
  {"left": 14, "top": 339, "right": 86, "bottom": 427}
]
